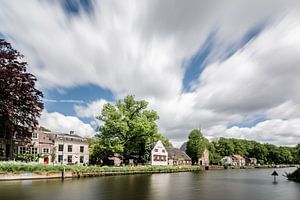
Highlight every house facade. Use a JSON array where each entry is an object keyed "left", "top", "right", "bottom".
[
  {"left": 199, "top": 148, "right": 209, "bottom": 167},
  {"left": 151, "top": 140, "right": 168, "bottom": 166},
  {"left": 246, "top": 157, "right": 257, "bottom": 166},
  {"left": 0, "top": 128, "right": 89, "bottom": 165},
  {"left": 221, "top": 156, "right": 233, "bottom": 166},
  {"left": 232, "top": 155, "right": 246, "bottom": 166},
  {"left": 151, "top": 140, "right": 192, "bottom": 166},
  {"left": 166, "top": 147, "right": 192, "bottom": 166}
]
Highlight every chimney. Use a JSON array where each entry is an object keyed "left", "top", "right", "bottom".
[{"left": 70, "top": 130, "right": 74, "bottom": 135}]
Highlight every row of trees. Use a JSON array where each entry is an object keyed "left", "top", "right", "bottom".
[
  {"left": 209, "top": 137, "right": 300, "bottom": 165},
  {"left": 185, "top": 130, "right": 300, "bottom": 165}
]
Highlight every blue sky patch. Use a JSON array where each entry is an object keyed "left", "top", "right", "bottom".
[
  {"left": 228, "top": 115, "right": 267, "bottom": 128},
  {"left": 60, "top": 0, "right": 94, "bottom": 16},
  {"left": 183, "top": 34, "right": 215, "bottom": 91},
  {"left": 44, "top": 84, "right": 114, "bottom": 117}
]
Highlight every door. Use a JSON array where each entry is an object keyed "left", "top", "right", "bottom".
[{"left": 44, "top": 157, "right": 49, "bottom": 164}]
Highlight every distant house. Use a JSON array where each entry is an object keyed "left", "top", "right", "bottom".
[
  {"left": 232, "top": 155, "right": 246, "bottom": 166},
  {"left": 151, "top": 140, "right": 168, "bottom": 166},
  {"left": 199, "top": 148, "right": 209, "bottom": 167},
  {"left": 180, "top": 142, "right": 210, "bottom": 166},
  {"left": 166, "top": 147, "right": 192, "bottom": 166},
  {"left": 221, "top": 156, "right": 233, "bottom": 166},
  {"left": 246, "top": 157, "right": 257, "bottom": 166},
  {"left": 151, "top": 140, "right": 192, "bottom": 166},
  {"left": 107, "top": 154, "right": 122, "bottom": 166}
]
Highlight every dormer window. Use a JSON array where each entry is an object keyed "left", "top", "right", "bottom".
[{"left": 32, "top": 131, "right": 38, "bottom": 139}]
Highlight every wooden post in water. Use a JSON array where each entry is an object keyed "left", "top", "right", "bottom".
[
  {"left": 272, "top": 170, "right": 278, "bottom": 183},
  {"left": 62, "top": 167, "right": 65, "bottom": 180}
]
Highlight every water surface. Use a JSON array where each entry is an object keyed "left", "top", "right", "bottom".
[{"left": 0, "top": 167, "right": 299, "bottom": 200}]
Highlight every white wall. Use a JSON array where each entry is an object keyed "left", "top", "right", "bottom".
[{"left": 151, "top": 140, "right": 168, "bottom": 166}]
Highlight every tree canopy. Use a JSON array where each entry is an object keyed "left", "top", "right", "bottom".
[
  {"left": 95, "top": 95, "right": 171, "bottom": 163},
  {"left": 0, "top": 39, "right": 43, "bottom": 139},
  {"left": 214, "top": 137, "right": 298, "bottom": 165},
  {"left": 186, "top": 129, "right": 208, "bottom": 164}
]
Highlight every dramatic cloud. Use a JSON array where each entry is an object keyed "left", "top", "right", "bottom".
[
  {"left": 39, "top": 110, "right": 96, "bottom": 137},
  {"left": 1, "top": 0, "right": 300, "bottom": 146},
  {"left": 216, "top": 118, "right": 300, "bottom": 146},
  {"left": 74, "top": 99, "right": 109, "bottom": 118}
]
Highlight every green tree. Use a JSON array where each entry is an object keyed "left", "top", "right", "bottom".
[
  {"left": 295, "top": 144, "right": 300, "bottom": 164},
  {"left": 217, "top": 137, "right": 234, "bottom": 156},
  {"left": 186, "top": 129, "right": 207, "bottom": 164},
  {"left": 97, "top": 95, "right": 162, "bottom": 163}
]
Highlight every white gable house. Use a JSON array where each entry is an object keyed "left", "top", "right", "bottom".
[{"left": 151, "top": 140, "right": 168, "bottom": 166}]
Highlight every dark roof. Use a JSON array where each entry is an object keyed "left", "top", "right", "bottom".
[{"left": 166, "top": 147, "right": 191, "bottom": 161}]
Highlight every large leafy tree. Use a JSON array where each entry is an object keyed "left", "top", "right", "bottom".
[
  {"left": 0, "top": 39, "right": 43, "bottom": 139},
  {"left": 97, "top": 95, "right": 168, "bottom": 163},
  {"left": 186, "top": 129, "right": 208, "bottom": 164}
]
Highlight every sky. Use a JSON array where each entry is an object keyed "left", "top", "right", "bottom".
[{"left": 1, "top": 0, "right": 300, "bottom": 147}]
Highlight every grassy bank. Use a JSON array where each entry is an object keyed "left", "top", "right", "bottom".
[
  {"left": 0, "top": 162, "right": 201, "bottom": 175},
  {"left": 286, "top": 168, "right": 300, "bottom": 182}
]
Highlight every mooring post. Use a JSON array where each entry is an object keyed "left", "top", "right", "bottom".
[{"left": 62, "top": 167, "right": 65, "bottom": 180}]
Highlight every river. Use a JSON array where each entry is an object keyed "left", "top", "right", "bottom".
[{"left": 0, "top": 167, "right": 299, "bottom": 200}]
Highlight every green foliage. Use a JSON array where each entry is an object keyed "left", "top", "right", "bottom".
[
  {"left": 14, "top": 154, "right": 38, "bottom": 162},
  {"left": 186, "top": 129, "right": 208, "bottom": 164},
  {"left": 213, "top": 137, "right": 297, "bottom": 165},
  {"left": 0, "top": 162, "right": 201, "bottom": 173},
  {"left": 96, "top": 95, "right": 164, "bottom": 163},
  {"left": 295, "top": 144, "right": 300, "bottom": 164}
]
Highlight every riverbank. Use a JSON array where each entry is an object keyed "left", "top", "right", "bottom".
[
  {"left": 0, "top": 162, "right": 202, "bottom": 180},
  {"left": 286, "top": 168, "right": 300, "bottom": 182}
]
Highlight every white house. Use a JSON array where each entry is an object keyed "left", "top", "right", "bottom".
[
  {"left": 221, "top": 156, "right": 233, "bottom": 166},
  {"left": 151, "top": 140, "right": 168, "bottom": 166}
]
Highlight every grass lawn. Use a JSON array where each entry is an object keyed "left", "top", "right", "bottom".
[{"left": 0, "top": 162, "right": 201, "bottom": 174}]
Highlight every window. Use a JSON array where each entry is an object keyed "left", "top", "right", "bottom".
[
  {"left": 154, "top": 149, "right": 158, "bottom": 152},
  {"left": 80, "top": 146, "right": 84, "bottom": 153},
  {"left": 80, "top": 156, "right": 84, "bottom": 163},
  {"left": 58, "top": 155, "right": 63, "bottom": 163},
  {"left": 19, "top": 146, "right": 27, "bottom": 154},
  {"left": 31, "top": 148, "right": 37, "bottom": 154},
  {"left": 68, "top": 145, "right": 72, "bottom": 152},
  {"left": 162, "top": 149, "right": 165, "bottom": 153},
  {"left": 58, "top": 144, "right": 64, "bottom": 151},
  {"left": 32, "top": 132, "right": 38, "bottom": 139},
  {"left": 67, "top": 155, "right": 72, "bottom": 163},
  {"left": 43, "top": 148, "right": 49, "bottom": 154}
]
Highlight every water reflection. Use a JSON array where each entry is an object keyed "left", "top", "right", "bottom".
[{"left": 0, "top": 168, "right": 299, "bottom": 200}]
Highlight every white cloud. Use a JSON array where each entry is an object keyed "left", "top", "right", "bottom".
[
  {"left": 39, "top": 110, "right": 96, "bottom": 137},
  {"left": 74, "top": 99, "right": 109, "bottom": 118},
  {"left": 1, "top": 1, "right": 300, "bottom": 146},
  {"left": 221, "top": 119, "right": 300, "bottom": 146}
]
